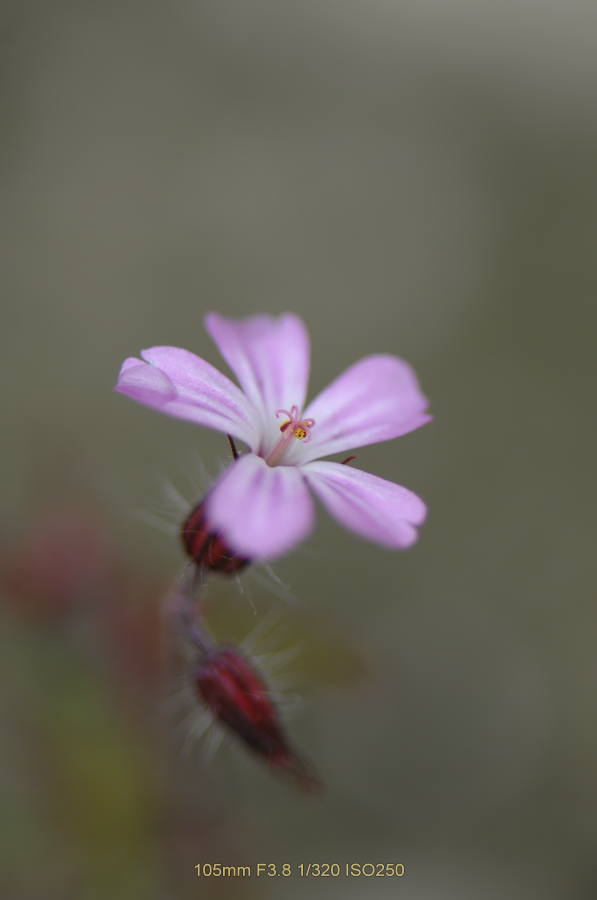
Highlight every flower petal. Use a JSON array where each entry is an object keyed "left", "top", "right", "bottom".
[
  {"left": 115, "top": 347, "right": 259, "bottom": 448},
  {"left": 286, "top": 354, "right": 431, "bottom": 464},
  {"left": 302, "top": 460, "right": 426, "bottom": 548},
  {"left": 115, "top": 357, "right": 177, "bottom": 405},
  {"left": 206, "top": 454, "right": 314, "bottom": 559},
  {"left": 205, "top": 313, "right": 310, "bottom": 436}
]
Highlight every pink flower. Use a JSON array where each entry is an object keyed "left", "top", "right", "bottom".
[{"left": 116, "top": 313, "right": 431, "bottom": 560}]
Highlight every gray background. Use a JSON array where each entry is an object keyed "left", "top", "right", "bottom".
[{"left": 2, "top": 1, "right": 597, "bottom": 898}]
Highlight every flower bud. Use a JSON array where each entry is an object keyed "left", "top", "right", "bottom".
[
  {"left": 195, "top": 647, "right": 319, "bottom": 790},
  {"left": 181, "top": 500, "right": 250, "bottom": 574}
]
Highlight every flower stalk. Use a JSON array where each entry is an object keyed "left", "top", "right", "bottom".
[{"left": 169, "top": 556, "right": 317, "bottom": 790}]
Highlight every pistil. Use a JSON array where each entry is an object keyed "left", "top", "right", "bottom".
[{"left": 264, "top": 405, "right": 316, "bottom": 466}]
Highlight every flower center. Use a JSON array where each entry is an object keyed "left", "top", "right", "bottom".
[{"left": 264, "top": 405, "right": 316, "bottom": 466}]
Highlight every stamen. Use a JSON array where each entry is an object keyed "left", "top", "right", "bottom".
[{"left": 265, "top": 406, "right": 316, "bottom": 466}]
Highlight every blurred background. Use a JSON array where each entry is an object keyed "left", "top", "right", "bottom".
[{"left": 2, "top": 1, "right": 597, "bottom": 897}]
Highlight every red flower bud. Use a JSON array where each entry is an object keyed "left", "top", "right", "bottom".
[
  {"left": 181, "top": 500, "right": 250, "bottom": 575},
  {"left": 195, "top": 648, "right": 319, "bottom": 791}
]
